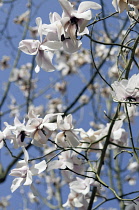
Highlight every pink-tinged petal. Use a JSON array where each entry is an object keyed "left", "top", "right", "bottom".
[
  {"left": 63, "top": 39, "right": 82, "bottom": 53},
  {"left": 35, "top": 51, "right": 55, "bottom": 72},
  {"left": 24, "top": 170, "right": 32, "bottom": 185},
  {"left": 78, "top": 1, "right": 102, "bottom": 13},
  {"left": 18, "top": 40, "right": 40, "bottom": 55},
  {"left": 58, "top": 0, "right": 73, "bottom": 17},
  {"left": 11, "top": 177, "right": 24, "bottom": 192},
  {"left": 31, "top": 160, "right": 47, "bottom": 175}
]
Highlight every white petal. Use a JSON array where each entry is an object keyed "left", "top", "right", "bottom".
[
  {"left": 41, "top": 41, "right": 62, "bottom": 51},
  {"left": 78, "top": 1, "right": 101, "bottom": 13},
  {"left": 35, "top": 51, "right": 55, "bottom": 72},
  {"left": 18, "top": 40, "right": 40, "bottom": 55},
  {"left": 0, "top": 141, "right": 4, "bottom": 149},
  {"left": 65, "top": 130, "right": 80, "bottom": 147},
  {"left": 43, "top": 123, "right": 57, "bottom": 131},
  {"left": 73, "top": 10, "right": 92, "bottom": 20},
  {"left": 31, "top": 160, "right": 47, "bottom": 175},
  {"left": 35, "top": 65, "right": 40, "bottom": 73},
  {"left": 63, "top": 39, "right": 82, "bottom": 53},
  {"left": 58, "top": 0, "right": 73, "bottom": 17},
  {"left": 24, "top": 170, "right": 32, "bottom": 185},
  {"left": 36, "top": 17, "right": 42, "bottom": 42},
  {"left": 11, "top": 177, "right": 24, "bottom": 192},
  {"left": 22, "top": 147, "right": 29, "bottom": 163},
  {"left": 72, "top": 197, "right": 83, "bottom": 207},
  {"left": 47, "top": 160, "right": 62, "bottom": 171}
]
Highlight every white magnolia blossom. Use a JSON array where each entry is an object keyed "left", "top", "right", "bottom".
[
  {"left": 42, "top": 12, "right": 82, "bottom": 53},
  {"left": 9, "top": 147, "right": 47, "bottom": 193},
  {"left": 111, "top": 74, "right": 139, "bottom": 103},
  {"left": 18, "top": 17, "right": 61, "bottom": 73},
  {"left": 80, "top": 128, "right": 103, "bottom": 151},
  {"left": 0, "top": 127, "right": 13, "bottom": 149},
  {"left": 70, "top": 177, "right": 95, "bottom": 195},
  {"left": 99, "top": 116, "right": 128, "bottom": 147},
  {"left": 26, "top": 110, "right": 62, "bottom": 147},
  {"left": 63, "top": 189, "right": 89, "bottom": 209},
  {"left": 47, "top": 150, "right": 83, "bottom": 174},
  {"left": 4, "top": 117, "right": 27, "bottom": 148},
  {"left": 56, "top": 114, "right": 80, "bottom": 147},
  {"left": 58, "top": 0, "right": 101, "bottom": 40},
  {"left": 112, "top": 0, "right": 139, "bottom": 19},
  {"left": 112, "top": 0, "right": 129, "bottom": 13}
]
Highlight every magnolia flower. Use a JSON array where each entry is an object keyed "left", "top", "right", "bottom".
[
  {"left": 42, "top": 12, "right": 82, "bottom": 53},
  {"left": 0, "top": 127, "right": 13, "bottom": 149},
  {"left": 80, "top": 128, "right": 103, "bottom": 152},
  {"left": 47, "top": 150, "right": 83, "bottom": 174},
  {"left": 9, "top": 147, "right": 47, "bottom": 193},
  {"left": 99, "top": 116, "right": 128, "bottom": 147},
  {"left": 70, "top": 177, "right": 93, "bottom": 195},
  {"left": 112, "top": 0, "right": 129, "bottom": 13},
  {"left": 112, "top": 0, "right": 139, "bottom": 13},
  {"left": 26, "top": 110, "right": 62, "bottom": 147},
  {"left": 19, "top": 17, "right": 61, "bottom": 73},
  {"left": 111, "top": 74, "right": 139, "bottom": 103},
  {"left": 58, "top": 0, "right": 101, "bottom": 40},
  {"left": 63, "top": 190, "right": 89, "bottom": 209},
  {"left": 4, "top": 117, "right": 27, "bottom": 148},
  {"left": 56, "top": 114, "right": 80, "bottom": 147}
]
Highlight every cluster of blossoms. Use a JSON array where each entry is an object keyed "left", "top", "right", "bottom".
[
  {"left": 0, "top": 111, "right": 82, "bottom": 149},
  {"left": 18, "top": 0, "right": 101, "bottom": 73},
  {"left": 1, "top": 0, "right": 139, "bottom": 209},
  {"left": 0, "top": 106, "right": 129, "bottom": 208},
  {"left": 112, "top": 0, "right": 139, "bottom": 19}
]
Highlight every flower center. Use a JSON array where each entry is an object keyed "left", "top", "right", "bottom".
[{"left": 70, "top": 16, "right": 78, "bottom": 25}]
